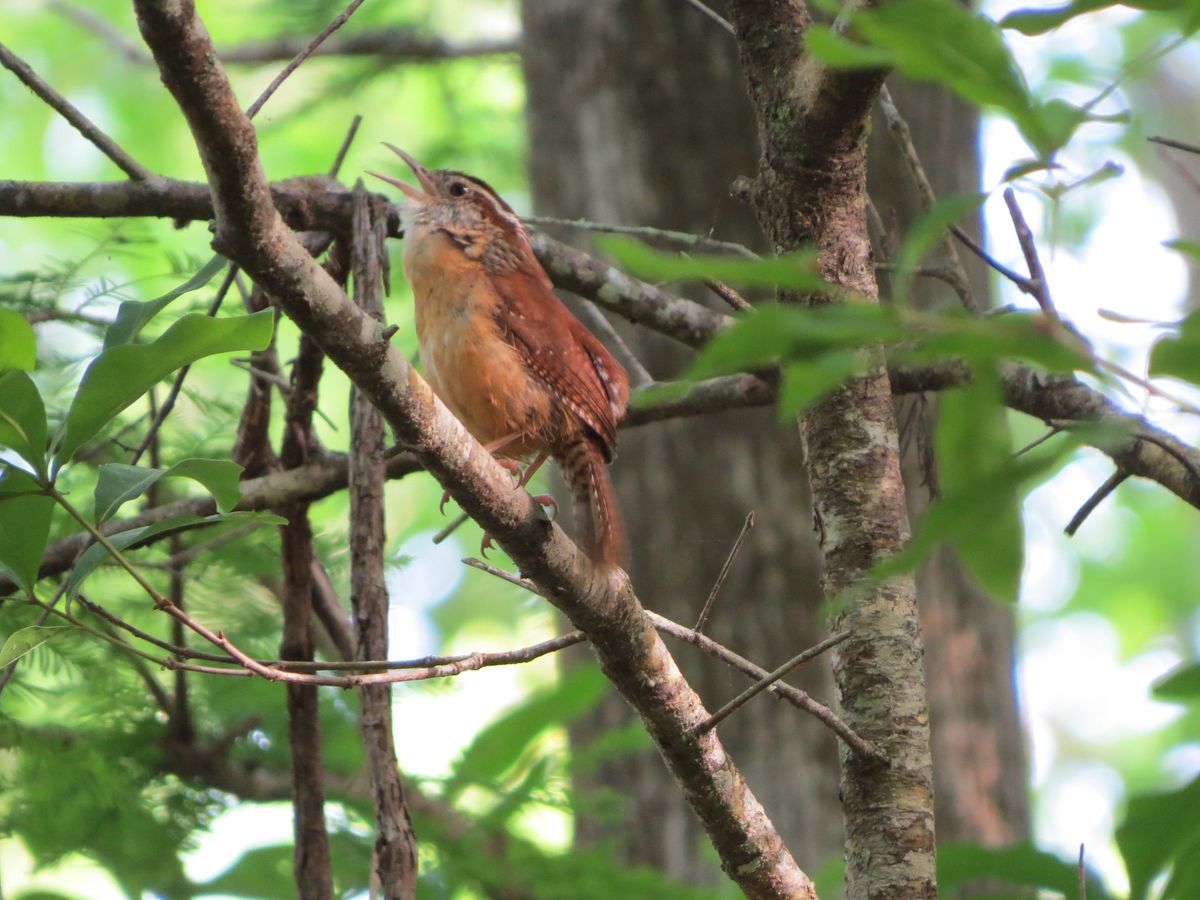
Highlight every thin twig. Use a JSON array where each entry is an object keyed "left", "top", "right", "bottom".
[
  {"left": 1002, "top": 188, "right": 1058, "bottom": 321},
  {"left": 950, "top": 225, "right": 1035, "bottom": 291},
  {"left": 575, "top": 301, "right": 654, "bottom": 389},
  {"left": 877, "top": 85, "right": 976, "bottom": 312},
  {"left": 328, "top": 114, "right": 363, "bottom": 179},
  {"left": 1014, "top": 425, "right": 1065, "bottom": 458},
  {"left": 680, "top": 0, "right": 736, "bottom": 34},
  {"left": 432, "top": 511, "right": 471, "bottom": 545},
  {"left": 527, "top": 216, "right": 758, "bottom": 259},
  {"left": 462, "top": 557, "right": 885, "bottom": 760},
  {"left": 1065, "top": 470, "right": 1129, "bottom": 537},
  {"left": 694, "top": 511, "right": 755, "bottom": 632},
  {"left": 1149, "top": 135, "right": 1200, "bottom": 156},
  {"left": 244, "top": 0, "right": 367, "bottom": 120},
  {"left": 0, "top": 42, "right": 153, "bottom": 180},
  {"left": 1078, "top": 843, "right": 1087, "bottom": 900},
  {"left": 693, "top": 632, "right": 852, "bottom": 736},
  {"left": 704, "top": 278, "right": 753, "bottom": 312}
]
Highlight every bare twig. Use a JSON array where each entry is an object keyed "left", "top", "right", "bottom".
[
  {"left": 574, "top": 301, "right": 654, "bottom": 388},
  {"left": 528, "top": 215, "right": 757, "bottom": 259},
  {"left": 1149, "top": 135, "right": 1200, "bottom": 156},
  {"left": 693, "top": 631, "right": 853, "bottom": 736},
  {"left": 0, "top": 42, "right": 153, "bottom": 180},
  {"left": 877, "top": 85, "right": 976, "bottom": 312},
  {"left": 432, "top": 511, "right": 471, "bottom": 545},
  {"left": 704, "top": 278, "right": 753, "bottom": 312},
  {"left": 1014, "top": 425, "right": 1065, "bottom": 458},
  {"left": 680, "top": 0, "right": 736, "bottom": 34},
  {"left": 462, "top": 557, "right": 884, "bottom": 760},
  {"left": 1078, "top": 843, "right": 1087, "bottom": 900},
  {"left": 328, "top": 114, "right": 363, "bottom": 179},
  {"left": 1065, "top": 470, "right": 1129, "bottom": 537},
  {"left": 950, "top": 225, "right": 1035, "bottom": 291},
  {"left": 694, "top": 511, "right": 755, "bottom": 632},
  {"left": 245, "top": 0, "right": 368, "bottom": 120},
  {"left": 1002, "top": 188, "right": 1058, "bottom": 320}
]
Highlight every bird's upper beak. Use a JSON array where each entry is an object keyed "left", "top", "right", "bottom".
[{"left": 369, "top": 143, "right": 437, "bottom": 202}]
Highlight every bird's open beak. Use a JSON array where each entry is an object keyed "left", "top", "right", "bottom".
[{"left": 368, "top": 144, "right": 438, "bottom": 202}]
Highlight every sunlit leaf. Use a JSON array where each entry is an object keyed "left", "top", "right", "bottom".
[
  {"left": 876, "top": 376, "right": 1091, "bottom": 601},
  {"left": 1001, "top": 0, "right": 1184, "bottom": 35},
  {"left": 1117, "top": 775, "right": 1200, "bottom": 900},
  {"left": 93, "top": 458, "right": 244, "bottom": 523},
  {"left": 808, "top": 0, "right": 1094, "bottom": 157},
  {"left": 0, "top": 625, "right": 70, "bottom": 668},
  {"left": 57, "top": 309, "right": 275, "bottom": 462},
  {"left": 1164, "top": 238, "right": 1200, "bottom": 265},
  {"left": 0, "top": 466, "right": 53, "bottom": 596},
  {"left": 64, "top": 511, "right": 285, "bottom": 599},
  {"left": 687, "top": 304, "right": 903, "bottom": 380},
  {"left": 598, "top": 235, "right": 830, "bottom": 291},
  {"left": 938, "top": 841, "right": 1111, "bottom": 898},
  {"left": 1149, "top": 310, "right": 1200, "bottom": 385},
  {"left": 103, "top": 254, "right": 228, "bottom": 348},
  {"left": 0, "top": 371, "right": 49, "bottom": 475},
  {"left": 446, "top": 664, "right": 607, "bottom": 799},
  {"left": 1154, "top": 662, "right": 1200, "bottom": 701},
  {"left": 0, "top": 309, "right": 36, "bottom": 373}
]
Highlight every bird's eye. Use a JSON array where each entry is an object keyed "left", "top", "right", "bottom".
[{"left": 449, "top": 182, "right": 468, "bottom": 197}]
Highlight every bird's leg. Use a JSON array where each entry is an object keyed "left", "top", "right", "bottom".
[{"left": 516, "top": 451, "right": 557, "bottom": 519}]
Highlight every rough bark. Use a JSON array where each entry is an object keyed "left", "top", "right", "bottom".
[
  {"left": 521, "top": 0, "right": 840, "bottom": 881},
  {"left": 724, "top": 1, "right": 937, "bottom": 896},
  {"left": 348, "top": 187, "right": 419, "bottom": 897}
]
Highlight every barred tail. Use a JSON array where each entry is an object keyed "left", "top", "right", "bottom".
[{"left": 558, "top": 439, "right": 628, "bottom": 568}]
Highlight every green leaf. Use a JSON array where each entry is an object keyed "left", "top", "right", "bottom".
[
  {"left": 810, "top": 0, "right": 1092, "bottom": 157},
  {"left": 1149, "top": 310, "right": 1200, "bottom": 386},
  {"left": 103, "top": 254, "right": 228, "bottom": 348},
  {"left": 687, "top": 303, "right": 903, "bottom": 380},
  {"left": 1153, "top": 663, "right": 1200, "bottom": 701},
  {"left": 598, "top": 235, "right": 831, "bottom": 292},
  {"left": 938, "top": 841, "right": 1111, "bottom": 898},
  {"left": 900, "top": 310, "right": 1094, "bottom": 374},
  {"left": 57, "top": 309, "right": 275, "bottom": 462},
  {"left": 0, "top": 370, "right": 49, "bottom": 475},
  {"left": 804, "top": 26, "right": 894, "bottom": 68},
  {"left": 1165, "top": 238, "right": 1200, "bottom": 265},
  {"left": 0, "top": 625, "right": 70, "bottom": 668},
  {"left": 0, "top": 309, "right": 36, "bottom": 373},
  {"left": 64, "top": 511, "right": 285, "bottom": 599},
  {"left": 93, "top": 458, "right": 243, "bottom": 523},
  {"left": 0, "top": 467, "right": 53, "bottom": 596},
  {"left": 1000, "top": 0, "right": 1184, "bottom": 35},
  {"left": 890, "top": 193, "right": 984, "bottom": 308},
  {"left": 1117, "top": 775, "right": 1200, "bottom": 900},
  {"left": 777, "top": 352, "right": 865, "bottom": 417},
  {"left": 446, "top": 665, "right": 607, "bottom": 799},
  {"left": 877, "top": 375, "right": 1086, "bottom": 601}
]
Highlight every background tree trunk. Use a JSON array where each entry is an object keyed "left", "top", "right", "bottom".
[{"left": 521, "top": 1, "right": 1029, "bottom": 883}]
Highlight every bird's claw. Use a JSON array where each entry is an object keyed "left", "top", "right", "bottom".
[{"left": 530, "top": 494, "right": 558, "bottom": 519}]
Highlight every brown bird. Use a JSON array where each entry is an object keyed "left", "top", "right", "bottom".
[{"left": 372, "top": 145, "right": 630, "bottom": 568}]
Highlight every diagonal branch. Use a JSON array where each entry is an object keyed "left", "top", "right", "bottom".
[
  {"left": 131, "top": 1, "right": 813, "bottom": 895},
  {"left": 0, "top": 42, "right": 153, "bottom": 180}
]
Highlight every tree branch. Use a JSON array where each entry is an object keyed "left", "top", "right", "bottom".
[{"left": 130, "top": 1, "right": 813, "bottom": 895}]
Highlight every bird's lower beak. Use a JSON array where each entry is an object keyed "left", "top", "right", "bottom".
[{"left": 369, "top": 143, "right": 438, "bottom": 202}]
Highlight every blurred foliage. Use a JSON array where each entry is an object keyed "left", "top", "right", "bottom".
[{"left": 0, "top": 0, "right": 1199, "bottom": 897}]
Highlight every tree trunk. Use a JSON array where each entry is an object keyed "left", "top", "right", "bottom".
[{"left": 521, "top": 0, "right": 1029, "bottom": 885}]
